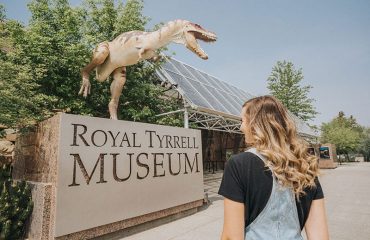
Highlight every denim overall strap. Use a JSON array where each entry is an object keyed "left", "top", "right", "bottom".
[{"left": 245, "top": 148, "right": 303, "bottom": 240}]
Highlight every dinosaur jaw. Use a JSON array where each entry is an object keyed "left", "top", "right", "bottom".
[
  {"left": 185, "top": 31, "right": 217, "bottom": 60},
  {"left": 191, "top": 30, "right": 217, "bottom": 43}
]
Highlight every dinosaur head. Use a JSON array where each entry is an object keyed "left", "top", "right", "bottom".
[{"left": 181, "top": 21, "right": 217, "bottom": 60}]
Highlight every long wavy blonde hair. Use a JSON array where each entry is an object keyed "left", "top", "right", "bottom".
[{"left": 242, "top": 95, "right": 319, "bottom": 197}]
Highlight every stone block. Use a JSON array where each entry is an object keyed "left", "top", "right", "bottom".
[
  {"left": 13, "top": 113, "right": 204, "bottom": 239},
  {"left": 13, "top": 114, "right": 60, "bottom": 183},
  {"left": 25, "top": 182, "right": 56, "bottom": 240}
]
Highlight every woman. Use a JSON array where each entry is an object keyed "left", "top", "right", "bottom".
[{"left": 218, "top": 96, "right": 329, "bottom": 240}]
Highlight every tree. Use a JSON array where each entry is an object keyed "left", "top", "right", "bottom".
[
  {"left": 0, "top": 5, "right": 5, "bottom": 21},
  {"left": 267, "top": 60, "right": 318, "bottom": 122},
  {"left": 321, "top": 112, "right": 362, "bottom": 161},
  {"left": 358, "top": 128, "right": 370, "bottom": 162},
  {"left": 0, "top": 4, "right": 56, "bottom": 130}
]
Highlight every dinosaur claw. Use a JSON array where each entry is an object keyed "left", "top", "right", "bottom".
[
  {"left": 78, "top": 87, "right": 84, "bottom": 96},
  {"left": 79, "top": 79, "right": 91, "bottom": 97}
]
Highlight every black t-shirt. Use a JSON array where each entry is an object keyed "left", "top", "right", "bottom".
[{"left": 218, "top": 152, "right": 324, "bottom": 230}]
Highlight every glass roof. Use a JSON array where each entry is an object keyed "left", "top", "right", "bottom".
[
  {"left": 159, "top": 58, "right": 253, "bottom": 117},
  {"left": 156, "top": 58, "right": 317, "bottom": 138}
]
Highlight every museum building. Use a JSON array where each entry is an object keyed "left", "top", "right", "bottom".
[{"left": 154, "top": 58, "right": 322, "bottom": 172}]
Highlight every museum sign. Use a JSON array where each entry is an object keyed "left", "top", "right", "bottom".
[{"left": 55, "top": 114, "right": 204, "bottom": 237}]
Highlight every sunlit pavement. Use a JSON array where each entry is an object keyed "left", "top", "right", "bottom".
[
  {"left": 319, "top": 162, "right": 370, "bottom": 240},
  {"left": 107, "top": 162, "right": 370, "bottom": 240}
]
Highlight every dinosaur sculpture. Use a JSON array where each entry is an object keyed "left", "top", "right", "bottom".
[{"left": 79, "top": 19, "right": 217, "bottom": 120}]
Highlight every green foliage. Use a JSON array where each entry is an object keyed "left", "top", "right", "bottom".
[
  {"left": 82, "top": 0, "right": 118, "bottom": 45},
  {"left": 0, "top": 0, "right": 182, "bottom": 129},
  {"left": 358, "top": 128, "right": 370, "bottom": 161},
  {"left": 114, "top": 0, "right": 149, "bottom": 34},
  {"left": 0, "top": 59, "right": 56, "bottom": 128},
  {"left": 321, "top": 111, "right": 362, "bottom": 156},
  {"left": 267, "top": 60, "right": 318, "bottom": 122},
  {"left": 0, "top": 4, "right": 5, "bottom": 21},
  {"left": 0, "top": 164, "right": 33, "bottom": 240},
  {"left": 24, "top": 0, "right": 93, "bottom": 115},
  {"left": 0, "top": 12, "right": 56, "bottom": 129}
]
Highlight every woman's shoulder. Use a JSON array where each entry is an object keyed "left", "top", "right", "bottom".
[{"left": 230, "top": 151, "right": 265, "bottom": 167}]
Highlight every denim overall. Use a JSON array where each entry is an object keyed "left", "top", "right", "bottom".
[{"left": 245, "top": 148, "right": 304, "bottom": 240}]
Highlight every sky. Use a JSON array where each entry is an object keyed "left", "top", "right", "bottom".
[{"left": 1, "top": 0, "right": 369, "bottom": 127}]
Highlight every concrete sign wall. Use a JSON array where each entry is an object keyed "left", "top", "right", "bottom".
[{"left": 55, "top": 114, "right": 203, "bottom": 237}]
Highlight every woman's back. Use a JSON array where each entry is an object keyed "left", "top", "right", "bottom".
[
  {"left": 218, "top": 151, "right": 324, "bottom": 231},
  {"left": 219, "top": 95, "right": 328, "bottom": 240},
  {"left": 244, "top": 148, "right": 303, "bottom": 239}
]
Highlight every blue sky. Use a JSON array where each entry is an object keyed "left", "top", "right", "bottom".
[{"left": 1, "top": 0, "right": 370, "bottom": 127}]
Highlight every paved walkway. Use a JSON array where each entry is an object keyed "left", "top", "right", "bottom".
[
  {"left": 319, "top": 162, "right": 370, "bottom": 240},
  {"left": 114, "top": 162, "right": 370, "bottom": 240}
]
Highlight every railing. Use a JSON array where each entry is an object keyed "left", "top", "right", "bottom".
[{"left": 203, "top": 161, "right": 225, "bottom": 174}]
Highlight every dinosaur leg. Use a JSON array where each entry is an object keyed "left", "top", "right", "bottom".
[
  {"left": 138, "top": 48, "right": 157, "bottom": 61},
  {"left": 79, "top": 41, "right": 109, "bottom": 97},
  {"left": 109, "top": 66, "right": 127, "bottom": 120}
]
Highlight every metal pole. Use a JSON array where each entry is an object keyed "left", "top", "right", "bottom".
[
  {"left": 184, "top": 107, "right": 189, "bottom": 128},
  {"left": 155, "top": 109, "right": 184, "bottom": 117}
]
